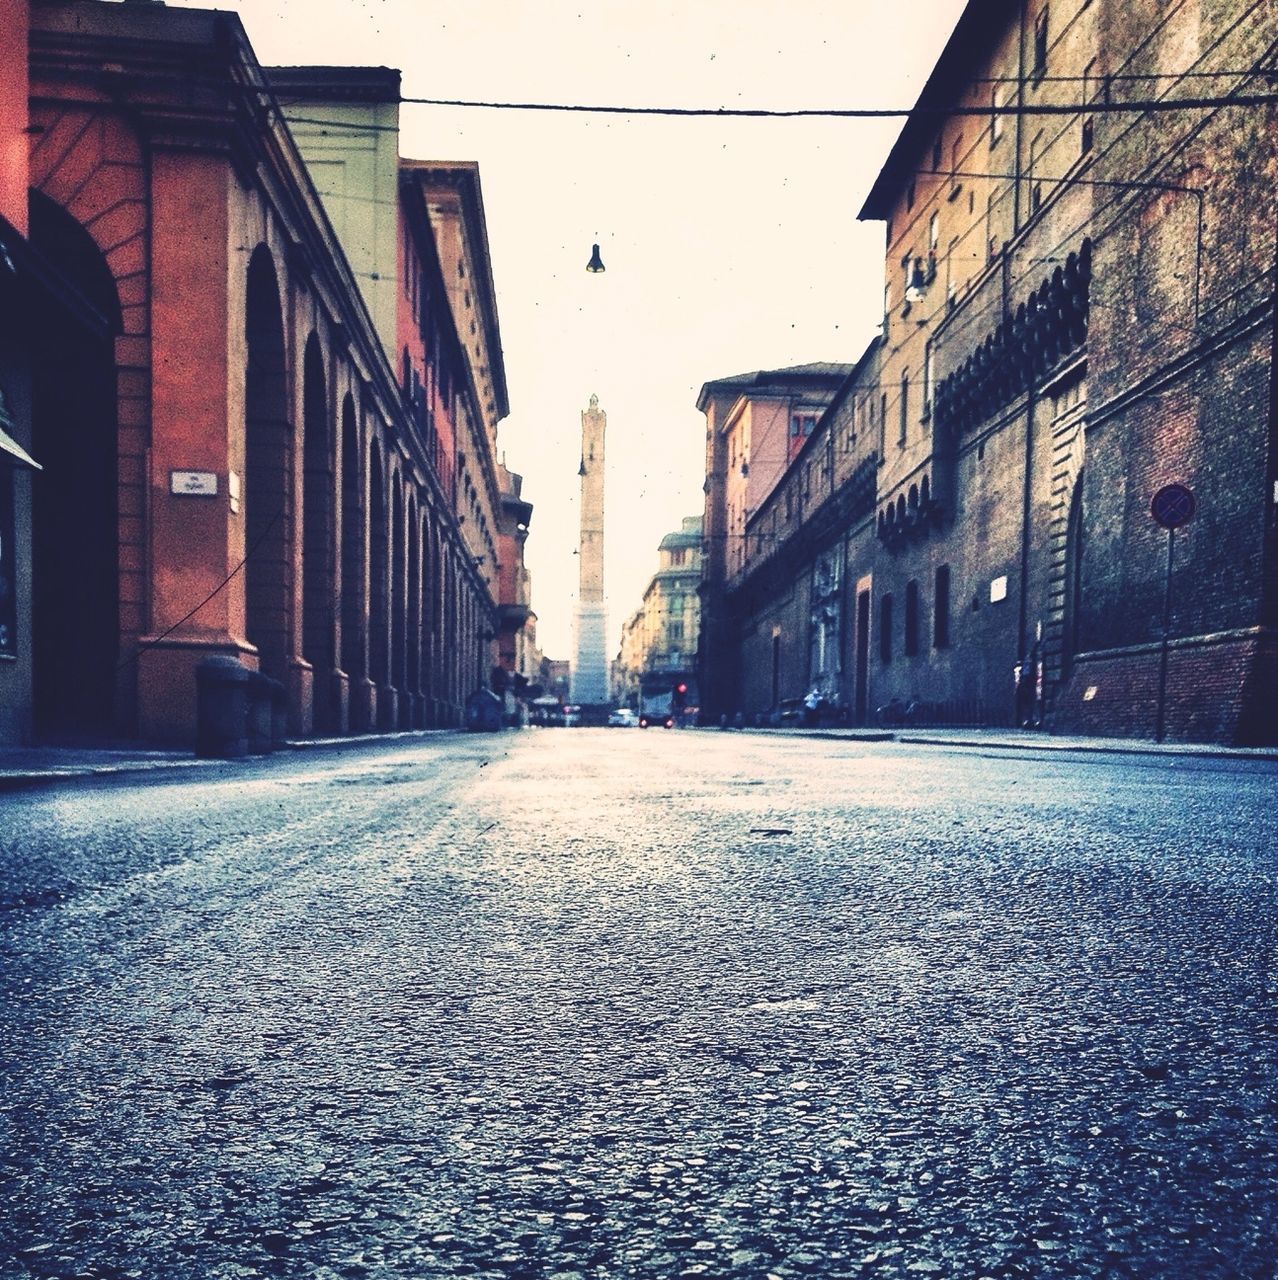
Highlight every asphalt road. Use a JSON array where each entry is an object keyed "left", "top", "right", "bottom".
[{"left": 2, "top": 730, "right": 1277, "bottom": 1279}]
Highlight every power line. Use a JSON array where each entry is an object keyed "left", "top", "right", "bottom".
[
  {"left": 276, "top": 86, "right": 1278, "bottom": 132},
  {"left": 391, "top": 90, "right": 1278, "bottom": 119}
]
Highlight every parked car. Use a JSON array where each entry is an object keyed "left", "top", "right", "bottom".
[
  {"left": 769, "top": 698, "right": 806, "bottom": 727},
  {"left": 608, "top": 707, "right": 639, "bottom": 727}
]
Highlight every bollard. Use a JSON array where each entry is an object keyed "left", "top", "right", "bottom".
[
  {"left": 246, "top": 671, "right": 275, "bottom": 755},
  {"left": 465, "top": 687, "right": 503, "bottom": 732},
  {"left": 267, "top": 677, "right": 288, "bottom": 748},
  {"left": 195, "top": 656, "right": 250, "bottom": 759}
]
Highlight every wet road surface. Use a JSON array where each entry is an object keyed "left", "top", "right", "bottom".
[{"left": 2, "top": 730, "right": 1277, "bottom": 1279}]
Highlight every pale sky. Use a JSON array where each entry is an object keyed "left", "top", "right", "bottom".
[{"left": 170, "top": 0, "right": 968, "bottom": 658}]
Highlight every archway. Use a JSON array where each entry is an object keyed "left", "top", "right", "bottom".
[
  {"left": 29, "top": 191, "right": 121, "bottom": 740},
  {"left": 301, "top": 334, "right": 335, "bottom": 732},
  {"left": 406, "top": 495, "right": 421, "bottom": 726},
  {"left": 244, "top": 247, "right": 291, "bottom": 684},
  {"left": 1061, "top": 472, "right": 1085, "bottom": 676},
  {"left": 338, "top": 394, "right": 363, "bottom": 727},
  {"left": 390, "top": 476, "right": 406, "bottom": 726},
  {"left": 368, "top": 438, "right": 389, "bottom": 695}
]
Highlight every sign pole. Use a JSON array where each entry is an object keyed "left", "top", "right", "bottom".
[
  {"left": 1149, "top": 482, "right": 1195, "bottom": 745},
  {"left": 1155, "top": 525, "right": 1175, "bottom": 744}
]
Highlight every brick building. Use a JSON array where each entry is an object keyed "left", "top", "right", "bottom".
[
  {"left": 612, "top": 515, "right": 703, "bottom": 711},
  {"left": 699, "top": 0, "right": 1277, "bottom": 744},
  {"left": 0, "top": 0, "right": 529, "bottom": 746},
  {"left": 696, "top": 364, "right": 856, "bottom": 723}
]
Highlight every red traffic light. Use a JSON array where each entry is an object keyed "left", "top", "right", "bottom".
[{"left": 676, "top": 683, "right": 688, "bottom": 694}]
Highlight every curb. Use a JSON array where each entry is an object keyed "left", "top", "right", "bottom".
[
  {"left": 748, "top": 725, "right": 1278, "bottom": 763},
  {"left": 0, "top": 729, "right": 465, "bottom": 795}
]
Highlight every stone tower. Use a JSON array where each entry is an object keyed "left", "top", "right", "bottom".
[{"left": 572, "top": 394, "right": 609, "bottom": 705}]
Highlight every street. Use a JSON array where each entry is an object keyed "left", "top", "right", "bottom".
[{"left": 2, "top": 731, "right": 1277, "bottom": 1280}]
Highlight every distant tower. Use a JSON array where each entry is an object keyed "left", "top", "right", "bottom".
[{"left": 572, "top": 394, "right": 609, "bottom": 704}]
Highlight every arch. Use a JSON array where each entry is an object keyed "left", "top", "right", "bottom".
[
  {"left": 418, "top": 509, "right": 433, "bottom": 717},
  {"left": 244, "top": 246, "right": 292, "bottom": 685},
  {"left": 896, "top": 494, "right": 907, "bottom": 524},
  {"left": 368, "top": 437, "right": 389, "bottom": 689},
  {"left": 1062, "top": 471, "right": 1085, "bottom": 676},
  {"left": 301, "top": 332, "right": 335, "bottom": 731},
  {"left": 339, "top": 394, "right": 365, "bottom": 703},
  {"left": 28, "top": 192, "right": 121, "bottom": 738},
  {"left": 908, "top": 483, "right": 919, "bottom": 510},
  {"left": 407, "top": 495, "right": 421, "bottom": 724},
  {"left": 920, "top": 474, "right": 931, "bottom": 508},
  {"left": 390, "top": 475, "right": 407, "bottom": 724}
]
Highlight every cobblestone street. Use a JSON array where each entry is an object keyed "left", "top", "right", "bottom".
[{"left": 2, "top": 731, "right": 1277, "bottom": 1279}]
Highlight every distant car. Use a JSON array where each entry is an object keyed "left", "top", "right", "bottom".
[
  {"left": 608, "top": 707, "right": 639, "bottom": 727},
  {"left": 770, "top": 698, "right": 806, "bottom": 727},
  {"left": 638, "top": 712, "right": 675, "bottom": 729}
]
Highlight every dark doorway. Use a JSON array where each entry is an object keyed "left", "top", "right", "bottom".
[
  {"left": 855, "top": 589, "right": 870, "bottom": 723},
  {"left": 29, "top": 191, "right": 121, "bottom": 741},
  {"left": 244, "top": 248, "right": 291, "bottom": 684},
  {"left": 339, "top": 394, "right": 363, "bottom": 702},
  {"left": 301, "top": 334, "right": 334, "bottom": 732},
  {"left": 368, "top": 440, "right": 388, "bottom": 690},
  {"left": 1061, "top": 473, "right": 1084, "bottom": 676}
]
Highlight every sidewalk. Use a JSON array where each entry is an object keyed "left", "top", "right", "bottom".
[
  {"left": 3, "top": 723, "right": 1275, "bottom": 794},
  {"left": 747, "top": 723, "right": 1278, "bottom": 763}
]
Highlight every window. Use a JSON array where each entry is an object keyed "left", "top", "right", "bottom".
[
  {"left": 898, "top": 374, "right": 909, "bottom": 447},
  {"left": 928, "top": 212, "right": 939, "bottom": 260},
  {"left": 880, "top": 594, "right": 893, "bottom": 663},
  {"left": 879, "top": 394, "right": 888, "bottom": 458},
  {"left": 1033, "top": 7, "right": 1049, "bottom": 83},
  {"left": 934, "top": 564, "right": 951, "bottom": 648},
  {"left": 1029, "top": 131, "right": 1044, "bottom": 214},
  {"left": 904, "top": 580, "right": 920, "bottom": 656},
  {"left": 990, "top": 84, "right": 1005, "bottom": 145},
  {"left": 668, "top": 549, "right": 686, "bottom": 568},
  {"left": 949, "top": 135, "right": 963, "bottom": 197},
  {"left": 987, "top": 190, "right": 1000, "bottom": 263},
  {"left": 931, "top": 137, "right": 943, "bottom": 172},
  {"left": 906, "top": 181, "right": 916, "bottom": 211},
  {"left": 923, "top": 347, "right": 933, "bottom": 417}
]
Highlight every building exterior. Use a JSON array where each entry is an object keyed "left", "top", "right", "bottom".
[
  {"left": 697, "top": 364, "right": 857, "bottom": 723},
  {"left": 571, "top": 394, "right": 609, "bottom": 705},
  {"left": 613, "top": 516, "right": 703, "bottom": 711},
  {"left": 699, "top": 0, "right": 1277, "bottom": 744},
  {"left": 0, "top": 0, "right": 44, "bottom": 744},
  {"left": 494, "top": 457, "right": 537, "bottom": 719},
  {"left": 4, "top": 0, "right": 527, "bottom": 746}
]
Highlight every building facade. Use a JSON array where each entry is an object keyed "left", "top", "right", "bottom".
[
  {"left": 2, "top": 0, "right": 528, "bottom": 746},
  {"left": 572, "top": 394, "right": 609, "bottom": 705},
  {"left": 613, "top": 515, "right": 703, "bottom": 710},
  {"left": 699, "top": 0, "right": 1277, "bottom": 744},
  {"left": 697, "top": 364, "right": 857, "bottom": 723}
]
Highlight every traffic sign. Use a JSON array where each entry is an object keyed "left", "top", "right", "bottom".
[{"left": 1151, "top": 483, "right": 1195, "bottom": 530}]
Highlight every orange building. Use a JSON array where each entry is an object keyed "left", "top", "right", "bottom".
[{"left": 4, "top": 0, "right": 526, "bottom": 745}]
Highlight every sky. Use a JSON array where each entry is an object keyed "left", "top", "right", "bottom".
[{"left": 170, "top": 0, "right": 969, "bottom": 659}]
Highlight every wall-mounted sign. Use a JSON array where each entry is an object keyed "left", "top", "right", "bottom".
[
  {"left": 989, "top": 574, "right": 1008, "bottom": 603},
  {"left": 170, "top": 470, "right": 218, "bottom": 496}
]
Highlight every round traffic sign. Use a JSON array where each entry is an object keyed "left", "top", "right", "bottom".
[{"left": 1151, "top": 483, "right": 1195, "bottom": 530}]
